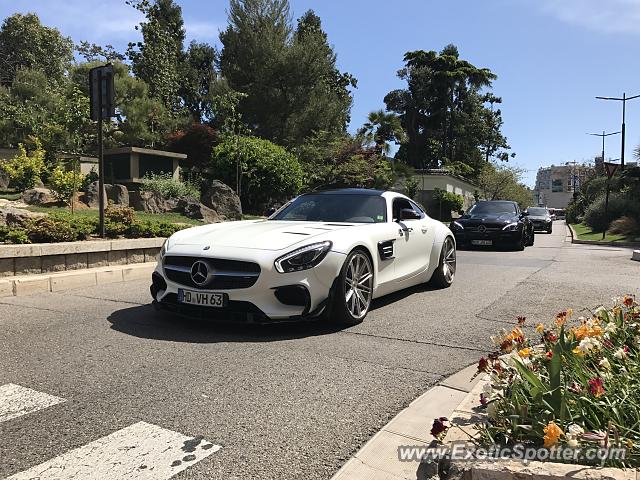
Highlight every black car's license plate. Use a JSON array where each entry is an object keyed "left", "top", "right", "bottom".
[
  {"left": 471, "top": 239, "right": 492, "bottom": 246},
  {"left": 178, "top": 289, "right": 227, "bottom": 307}
]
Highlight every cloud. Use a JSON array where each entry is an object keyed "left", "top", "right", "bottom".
[
  {"left": 184, "top": 20, "right": 221, "bottom": 42},
  {"left": 530, "top": 0, "right": 640, "bottom": 34}
]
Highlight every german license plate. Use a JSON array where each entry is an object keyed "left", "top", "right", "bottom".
[
  {"left": 471, "top": 239, "right": 492, "bottom": 246},
  {"left": 178, "top": 289, "right": 227, "bottom": 307}
]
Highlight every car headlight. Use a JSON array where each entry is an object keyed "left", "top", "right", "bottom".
[
  {"left": 159, "top": 236, "right": 175, "bottom": 259},
  {"left": 502, "top": 222, "right": 519, "bottom": 231},
  {"left": 450, "top": 221, "right": 464, "bottom": 231},
  {"left": 275, "top": 241, "right": 332, "bottom": 273},
  {"left": 545, "top": 218, "right": 552, "bottom": 223}
]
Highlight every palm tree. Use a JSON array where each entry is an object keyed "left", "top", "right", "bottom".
[{"left": 358, "top": 110, "right": 407, "bottom": 155}]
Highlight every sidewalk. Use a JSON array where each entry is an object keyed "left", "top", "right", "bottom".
[{"left": 330, "top": 364, "right": 484, "bottom": 480}]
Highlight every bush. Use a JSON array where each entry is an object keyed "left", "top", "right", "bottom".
[
  {"left": 404, "top": 176, "right": 420, "bottom": 200},
  {"left": 433, "top": 188, "right": 464, "bottom": 219},
  {"left": 130, "top": 220, "right": 184, "bottom": 238},
  {"left": 473, "top": 298, "right": 640, "bottom": 467},
  {"left": 0, "top": 139, "right": 46, "bottom": 190},
  {"left": 140, "top": 173, "right": 199, "bottom": 199},
  {"left": 0, "top": 226, "right": 29, "bottom": 244},
  {"left": 105, "top": 205, "right": 135, "bottom": 226},
  {"left": 211, "top": 135, "right": 303, "bottom": 213},
  {"left": 26, "top": 216, "right": 77, "bottom": 243},
  {"left": 583, "top": 193, "right": 640, "bottom": 232},
  {"left": 81, "top": 167, "right": 99, "bottom": 192},
  {"left": 608, "top": 216, "right": 639, "bottom": 236},
  {"left": 49, "top": 165, "right": 84, "bottom": 205}
]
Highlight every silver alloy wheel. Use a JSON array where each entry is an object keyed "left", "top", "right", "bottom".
[
  {"left": 442, "top": 237, "right": 456, "bottom": 284},
  {"left": 344, "top": 252, "right": 373, "bottom": 319}
]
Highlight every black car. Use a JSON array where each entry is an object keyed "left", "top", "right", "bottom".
[
  {"left": 525, "top": 207, "right": 553, "bottom": 233},
  {"left": 449, "top": 200, "right": 534, "bottom": 250}
]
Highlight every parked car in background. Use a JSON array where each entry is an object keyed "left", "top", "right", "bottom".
[
  {"left": 554, "top": 209, "right": 566, "bottom": 220},
  {"left": 525, "top": 207, "right": 553, "bottom": 233},
  {"left": 548, "top": 208, "right": 556, "bottom": 221},
  {"left": 151, "top": 189, "right": 457, "bottom": 326},
  {"left": 449, "top": 200, "right": 534, "bottom": 250}
]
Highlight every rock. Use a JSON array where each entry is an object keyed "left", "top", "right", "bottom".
[
  {"left": 129, "top": 190, "right": 178, "bottom": 213},
  {"left": 200, "top": 180, "right": 242, "bottom": 220},
  {"left": 0, "top": 206, "right": 46, "bottom": 227},
  {"left": 22, "top": 187, "right": 57, "bottom": 205},
  {"left": 0, "top": 169, "right": 9, "bottom": 190},
  {"left": 177, "top": 197, "right": 221, "bottom": 224},
  {"left": 106, "top": 184, "right": 129, "bottom": 206},
  {"left": 83, "top": 181, "right": 107, "bottom": 208}
]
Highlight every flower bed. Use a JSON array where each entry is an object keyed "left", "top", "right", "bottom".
[{"left": 462, "top": 296, "right": 639, "bottom": 467}]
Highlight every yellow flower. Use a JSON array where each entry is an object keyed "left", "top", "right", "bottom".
[
  {"left": 543, "top": 421, "right": 564, "bottom": 448},
  {"left": 567, "top": 308, "right": 573, "bottom": 317},
  {"left": 535, "top": 323, "right": 545, "bottom": 334},
  {"left": 518, "top": 347, "right": 532, "bottom": 358},
  {"left": 572, "top": 347, "right": 585, "bottom": 356},
  {"left": 574, "top": 324, "right": 589, "bottom": 341}
]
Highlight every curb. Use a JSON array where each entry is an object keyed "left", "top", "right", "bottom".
[
  {"left": 330, "top": 363, "right": 484, "bottom": 480},
  {"left": 0, "top": 262, "right": 155, "bottom": 297}
]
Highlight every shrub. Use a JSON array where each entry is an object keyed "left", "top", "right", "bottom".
[
  {"left": 473, "top": 298, "right": 640, "bottom": 467},
  {"left": 433, "top": 188, "right": 464, "bottom": 219},
  {"left": 404, "top": 176, "right": 420, "bottom": 200},
  {"left": 26, "top": 216, "right": 77, "bottom": 243},
  {"left": 211, "top": 135, "right": 303, "bottom": 213},
  {"left": 105, "top": 205, "right": 135, "bottom": 226},
  {"left": 0, "top": 139, "right": 46, "bottom": 190},
  {"left": 49, "top": 165, "right": 84, "bottom": 205},
  {"left": 608, "top": 216, "right": 639, "bottom": 236},
  {"left": 0, "top": 226, "right": 29, "bottom": 244},
  {"left": 140, "top": 173, "right": 199, "bottom": 199},
  {"left": 583, "top": 193, "right": 640, "bottom": 232},
  {"left": 81, "top": 167, "right": 99, "bottom": 192}
]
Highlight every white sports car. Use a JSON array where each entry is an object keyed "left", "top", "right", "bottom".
[{"left": 151, "top": 188, "right": 456, "bottom": 325}]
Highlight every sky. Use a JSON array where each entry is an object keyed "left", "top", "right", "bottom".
[{"left": 2, "top": 0, "right": 640, "bottom": 187}]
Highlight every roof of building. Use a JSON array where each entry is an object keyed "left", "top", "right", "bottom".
[{"left": 104, "top": 146, "right": 187, "bottom": 159}]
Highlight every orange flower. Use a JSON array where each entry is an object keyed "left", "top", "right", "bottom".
[
  {"left": 556, "top": 315, "right": 567, "bottom": 327},
  {"left": 535, "top": 323, "right": 545, "bottom": 334},
  {"left": 623, "top": 296, "right": 634, "bottom": 308},
  {"left": 589, "top": 324, "right": 603, "bottom": 337},
  {"left": 574, "top": 324, "right": 589, "bottom": 341},
  {"left": 518, "top": 347, "right": 532, "bottom": 358},
  {"left": 546, "top": 351, "right": 553, "bottom": 359},
  {"left": 543, "top": 421, "right": 564, "bottom": 447}
]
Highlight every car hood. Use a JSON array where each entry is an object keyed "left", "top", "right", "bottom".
[
  {"left": 170, "top": 220, "right": 357, "bottom": 251},
  {"left": 528, "top": 215, "right": 549, "bottom": 221},
  {"left": 458, "top": 213, "right": 518, "bottom": 224}
]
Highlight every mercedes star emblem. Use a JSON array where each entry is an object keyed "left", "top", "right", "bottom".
[
  {"left": 190, "top": 260, "right": 209, "bottom": 286},
  {"left": 478, "top": 225, "right": 487, "bottom": 233}
]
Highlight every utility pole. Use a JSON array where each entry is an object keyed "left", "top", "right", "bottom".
[{"left": 595, "top": 93, "right": 640, "bottom": 171}]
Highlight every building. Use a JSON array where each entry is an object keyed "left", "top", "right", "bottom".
[
  {"left": 534, "top": 163, "right": 595, "bottom": 208},
  {"left": 103, "top": 147, "right": 186, "bottom": 185},
  {"left": 408, "top": 169, "right": 478, "bottom": 219}
]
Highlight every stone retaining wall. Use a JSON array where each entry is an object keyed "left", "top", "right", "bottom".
[{"left": 0, "top": 238, "right": 164, "bottom": 277}]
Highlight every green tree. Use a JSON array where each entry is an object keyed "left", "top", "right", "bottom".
[
  {"left": 0, "top": 13, "right": 73, "bottom": 86},
  {"left": 0, "top": 139, "right": 47, "bottom": 190},
  {"left": 76, "top": 41, "right": 125, "bottom": 62},
  {"left": 476, "top": 162, "right": 532, "bottom": 208},
  {"left": 211, "top": 135, "right": 303, "bottom": 213},
  {"left": 179, "top": 41, "right": 217, "bottom": 122},
  {"left": 219, "top": 1, "right": 355, "bottom": 146},
  {"left": 358, "top": 110, "right": 406, "bottom": 155},
  {"left": 127, "top": 0, "right": 186, "bottom": 111},
  {"left": 384, "top": 45, "right": 510, "bottom": 176}
]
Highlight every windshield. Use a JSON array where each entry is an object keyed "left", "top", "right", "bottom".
[
  {"left": 272, "top": 194, "right": 387, "bottom": 223},
  {"left": 527, "top": 208, "right": 548, "bottom": 216},
  {"left": 468, "top": 202, "right": 517, "bottom": 215}
]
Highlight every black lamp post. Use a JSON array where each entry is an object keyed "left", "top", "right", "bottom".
[{"left": 595, "top": 93, "right": 640, "bottom": 171}]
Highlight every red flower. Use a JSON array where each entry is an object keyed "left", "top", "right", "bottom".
[
  {"left": 568, "top": 382, "right": 583, "bottom": 393},
  {"left": 478, "top": 357, "right": 489, "bottom": 373},
  {"left": 544, "top": 332, "right": 558, "bottom": 343},
  {"left": 603, "top": 340, "right": 614, "bottom": 349},
  {"left": 430, "top": 417, "right": 449, "bottom": 437},
  {"left": 624, "top": 345, "right": 630, "bottom": 353},
  {"left": 546, "top": 351, "right": 553, "bottom": 359},
  {"left": 623, "top": 296, "right": 634, "bottom": 307},
  {"left": 588, "top": 377, "right": 605, "bottom": 397},
  {"left": 480, "top": 393, "right": 488, "bottom": 406}
]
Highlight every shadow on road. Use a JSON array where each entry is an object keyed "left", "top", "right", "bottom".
[{"left": 107, "top": 283, "right": 438, "bottom": 343}]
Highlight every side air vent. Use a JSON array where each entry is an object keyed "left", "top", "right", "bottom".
[{"left": 377, "top": 240, "right": 395, "bottom": 260}]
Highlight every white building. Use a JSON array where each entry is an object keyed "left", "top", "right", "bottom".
[{"left": 534, "top": 163, "right": 595, "bottom": 208}]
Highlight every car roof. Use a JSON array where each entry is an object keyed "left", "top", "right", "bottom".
[
  {"left": 475, "top": 200, "right": 517, "bottom": 204},
  {"left": 306, "top": 188, "right": 385, "bottom": 196}
]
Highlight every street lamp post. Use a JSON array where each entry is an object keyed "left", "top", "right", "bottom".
[
  {"left": 587, "top": 130, "right": 621, "bottom": 173},
  {"left": 595, "top": 93, "right": 640, "bottom": 171}
]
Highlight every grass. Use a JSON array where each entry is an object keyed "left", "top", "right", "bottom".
[
  {"left": 571, "top": 222, "right": 630, "bottom": 243},
  {"left": 25, "top": 205, "right": 205, "bottom": 226},
  {"left": 0, "top": 191, "right": 21, "bottom": 201}
]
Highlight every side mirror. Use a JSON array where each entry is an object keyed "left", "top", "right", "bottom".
[
  {"left": 520, "top": 211, "right": 529, "bottom": 217},
  {"left": 399, "top": 208, "right": 421, "bottom": 221},
  {"left": 457, "top": 210, "right": 465, "bottom": 217},
  {"left": 265, "top": 206, "right": 277, "bottom": 217}
]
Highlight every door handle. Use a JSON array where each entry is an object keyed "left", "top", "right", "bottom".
[{"left": 421, "top": 226, "right": 428, "bottom": 233}]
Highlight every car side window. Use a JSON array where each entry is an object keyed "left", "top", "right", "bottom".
[
  {"left": 392, "top": 198, "right": 422, "bottom": 221},
  {"left": 409, "top": 200, "right": 426, "bottom": 219}
]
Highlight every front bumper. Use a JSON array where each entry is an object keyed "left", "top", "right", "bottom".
[
  {"left": 531, "top": 221, "right": 552, "bottom": 231},
  {"left": 452, "top": 229, "right": 522, "bottom": 245},
  {"left": 150, "top": 249, "right": 346, "bottom": 322}
]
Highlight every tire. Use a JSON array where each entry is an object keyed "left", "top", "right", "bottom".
[
  {"left": 514, "top": 232, "right": 526, "bottom": 251},
  {"left": 526, "top": 229, "right": 535, "bottom": 246},
  {"left": 328, "top": 249, "right": 374, "bottom": 326},
  {"left": 429, "top": 236, "right": 456, "bottom": 288},
  {"left": 547, "top": 226, "right": 552, "bottom": 234}
]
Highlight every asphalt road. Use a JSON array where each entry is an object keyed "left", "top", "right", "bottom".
[{"left": 1, "top": 223, "right": 638, "bottom": 480}]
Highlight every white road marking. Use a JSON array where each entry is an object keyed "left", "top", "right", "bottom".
[
  {"left": 5, "top": 421, "right": 221, "bottom": 480},
  {"left": 0, "top": 383, "right": 65, "bottom": 423}
]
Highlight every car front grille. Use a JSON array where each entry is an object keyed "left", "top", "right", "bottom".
[
  {"left": 163, "top": 255, "right": 261, "bottom": 290},
  {"left": 467, "top": 224, "right": 503, "bottom": 232}
]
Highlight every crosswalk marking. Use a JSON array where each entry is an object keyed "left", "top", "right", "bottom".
[
  {"left": 0, "top": 383, "right": 65, "bottom": 423},
  {"left": 5, "top": 421, "right": 222, "bottom": 480}
]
